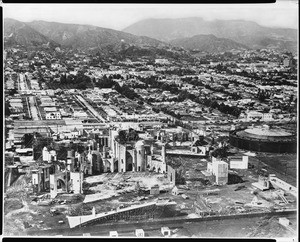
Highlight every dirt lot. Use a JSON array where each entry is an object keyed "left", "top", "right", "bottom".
[
  {"left": 254, "top": 153, "right": 297, "bottom": 186},
  {"left": 174, "top": 214, "right": 296, "bottom": 238},
  {"left": 3, "top": 155, "right": 297, "bottom": 236}
]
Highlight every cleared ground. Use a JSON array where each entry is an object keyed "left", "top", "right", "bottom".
[
  {"left": 255, "top": 153, "right": 297, "bottom": 186},
  {"left": 3, "top": 154, "right": 297, "bottom": 237}
]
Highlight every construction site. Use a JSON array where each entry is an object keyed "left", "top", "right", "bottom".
[
  {"left": 3, "top": 121, "right": 297, "bottom": 237},
  {"left": 3, "top": 147, "right": 297, "bottom": 237}
]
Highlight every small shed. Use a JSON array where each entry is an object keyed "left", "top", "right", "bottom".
[
  {"left": 182, "top": 194, "right": 189, "bottom": 199},
  {"left": 171, "top": 186, "right": 184, "bottom": 196},
  {"left": 109, "top": 231, "right": 118, "bottom": 237},
  {"left": 135, "top": 229, "right": 145, "bottom": 237},
  {"left": 150, "top": 184, "right": 160, "bottom": 195},
  {"left": 161, "top": 227, "right": 171, "bottom": 237}
]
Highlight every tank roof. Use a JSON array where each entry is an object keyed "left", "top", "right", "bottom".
[{"left": 244, "top": 127, "right": 292, "bottom": 137}]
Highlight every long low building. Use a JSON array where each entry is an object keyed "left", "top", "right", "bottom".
[{"left": 13, "top": 120, "right": 67, "bottom": 142}]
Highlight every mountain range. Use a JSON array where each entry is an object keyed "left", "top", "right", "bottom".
[
  {"left": 123, "top": 17, "right": 297, "bottom": 53},
  {"left": 4, "top": 18, "right": 165, "bottom": 49},
  {"left": 170, "top": 34, "right": 249, "bottom": 53},
  {"left": 26, "top": 20, "right": 165, "bottom": 49},
  {"left": 4, "top": 17, "right": 298, "bottom": 56},
  {"left": 4, "top": 18, "right": 194, "bottom": 60},
  {"left": 4, "top": 18, "right": 60, "bottom": 48}
]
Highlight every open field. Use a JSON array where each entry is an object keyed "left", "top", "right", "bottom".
[{"left": 249, "top": 153, "right": 297, "bottom": 186}]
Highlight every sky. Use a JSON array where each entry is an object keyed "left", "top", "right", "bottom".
[{"left": 3, "top": 1, "right": 298, "bottom": 31}]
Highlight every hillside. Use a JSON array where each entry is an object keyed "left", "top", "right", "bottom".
[
  {"left": 4, "top": 18, "right": 194, "bottom": 60},
  {"left": 170, "top": 34, "right": 249, "bottom": 53},
  {"left": 4, "top": 18, "right": 59, "bottom": 48},
  {"left": 123, "top": 17, "right": 297, "bottom": 52},
  {"left": 27, "top": 20, "right": 165, "bottom": 49}
]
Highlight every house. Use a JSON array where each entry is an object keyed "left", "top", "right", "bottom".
[
  {"left": 109, "top": 231, "right": 118, "bottom": 237},
  {"left": 246, "top": 111, "right": 263, "bottom": 121},
  {"left": 161, "top": 227, "right": 171, "bottom": 237},
  {"left": 73, "top": 110, "right": 88, "bottom": 119},
  {"left": 150, "top": 184, "right": 160, "bottom": 195},
  {"left": 45, "top": 111, "right": 61, "bottom": 120},
  {"left": 71, "top": 127, "right": 80, "bottom": 138},
  {"left": 191, "top": 146, "right": 208, "bottom": 155},
  {"left": 171, "top": 186, "right": 185, "bottom": 196},
  {"left": 135, "top": 229, "right": 145, "bottom": 237}
]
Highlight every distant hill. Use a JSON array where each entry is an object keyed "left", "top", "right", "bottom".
[
  {"left": 4, "top": 18, "right": 194, "bottom": 60},
  {"left": 123, "top": 17, "right": 297, "bottom": 52},
  {"left": 170, "top": 34, "right": 249, "bottom": 53},
  {"left": 4, "top": 18, "right": 59, "bottom": 48},
  {"left": 27, "top": 20, "right": 165, "bottom": 49}
]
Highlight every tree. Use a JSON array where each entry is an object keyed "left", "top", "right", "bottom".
[
  {"left": 127, "top": 129, "right": 139, "bottom": 141},
  {"left": 211, "top": 146, "right": 229, "bottom": 158},
  {"left": 231, "top": 107, "right": 241, "bottom": 118},
  {"left": 178, "top": 90, "right": 190, "bottom": 102},
  {"left": 118, "top": 130, "right": 127, "bottom": 144},
  {"left": 5, "top": 104, "right": 11, "bottom": 116},
  {"left": 118, "top": 129, "right": 139, "bottom": 144}
]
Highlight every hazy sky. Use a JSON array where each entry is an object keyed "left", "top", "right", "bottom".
[{"left": 3, "top": 1, "right": 298, "bottom": 30}]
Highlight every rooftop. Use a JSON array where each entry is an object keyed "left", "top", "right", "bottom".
[{"left": 244, "top": 127, "right": 292, "bottom": 137}]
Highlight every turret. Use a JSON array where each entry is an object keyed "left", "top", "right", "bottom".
[
  {"left": 161, "top": 143, "right": 166, "bottom": 164},
  {"left": 42, "top": 147, "right": 49, "bottom": 162},
  {"left": 135, "top": 140, "right": 145, "bottom": 172}
]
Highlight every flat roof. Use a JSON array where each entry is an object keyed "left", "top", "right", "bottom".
[{"left": 14, "top": 120, "right": 66, "bottom": 127}]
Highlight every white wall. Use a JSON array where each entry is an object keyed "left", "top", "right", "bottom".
[
  {"left": 230, "top": 156, "right": 248, "bottom": 169},
  {"left": 70, "top": 172, "right": 83, "bottom": 194}
]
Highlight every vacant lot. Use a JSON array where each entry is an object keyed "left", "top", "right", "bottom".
[{"left": 253, "top": 153, "right": 297, "bottom": 186}]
